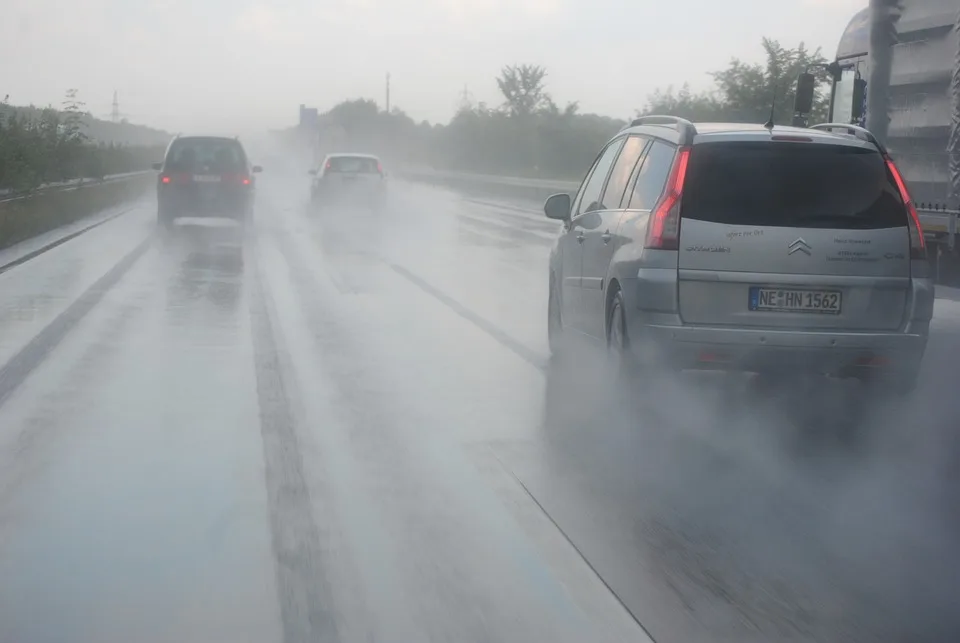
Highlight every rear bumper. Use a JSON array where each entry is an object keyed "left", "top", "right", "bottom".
[
  {"left": 159, "top": 199, "right": 251, "bottom": 218},
  {"left": 618, "top": 264, "right": 932, "bottom": 381},
  {"left": 312, "top": 184, "right": 385, "bottom": 202},
  {"left": 631, "top": 321, "right": 927, "bottom": 378}
]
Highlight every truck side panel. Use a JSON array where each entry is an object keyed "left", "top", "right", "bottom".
[{"left": 885, "top": 0, "right": 958, "bottom": 212}]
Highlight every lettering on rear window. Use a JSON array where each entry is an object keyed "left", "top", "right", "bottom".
[
  {"left": 827, "top": 250, "right": 878, "bottom": 263},
  {"left": 685, "top": 245, "right": 731, "bottom": 253},
  {"left": 725, "top": 229, "right": 765, "bottom": 239}
]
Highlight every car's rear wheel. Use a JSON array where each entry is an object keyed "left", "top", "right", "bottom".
[
  {"left": 607, "top": 289, "right": 635, "bottom": 381},
  {"left": 157, "top": 206, "right": 174, "bottom": 228}
]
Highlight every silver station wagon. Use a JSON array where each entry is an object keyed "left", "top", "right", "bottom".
[{"left": 545, "top": 116, "right": 933, "bottom": 394}]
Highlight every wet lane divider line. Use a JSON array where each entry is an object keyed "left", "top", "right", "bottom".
[
  {"left": 0, "top": 206, "right": 136, "bottom": 276},
  {"left": 0, "top": 236, "right": 153, "bottom": 410},
  {"left": 389, "top": 261, "right": 657, "bottom": 641},
  {"left": 389, "top": 263, "right": 550, "bottom": 372},
  {"left": 456, "top": 213, "right": 557, "bottom": 246},
  {"left": 247, "top": 241, "right": 341, "bottom": 643},
  {"left": 463, "top": 197, "right": 542, "bottom": 217},
  {"left": 490, "top": 449, "right": 659, "bottom": 642}
]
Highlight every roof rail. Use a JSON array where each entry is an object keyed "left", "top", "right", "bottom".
[
  {"left": 626, "top": 115, "right": 697, "bottom": 145},
  {"left": 808, "top": 123, "right": 886, "bottom": 153}
]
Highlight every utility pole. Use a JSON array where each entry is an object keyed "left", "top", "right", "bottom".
[
  {"left": 866, "top": 0, "right": 899, "bottom": 145},
  {"left": 385, "top": 73, "right": 391, "bottom": 113},
  {"left": 110, "top": 90, "right": 120, "bottom": 123}
]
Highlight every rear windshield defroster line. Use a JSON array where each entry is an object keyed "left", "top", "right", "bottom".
[{"left": 680, "top": 141, "right": 908, "bottom": 230}]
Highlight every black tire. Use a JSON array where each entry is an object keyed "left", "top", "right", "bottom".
[
  {"left": 547, "top": 276, "right": 564, "bottom": 358},
  {"left": 157, "top": 206, "right": 174, "bottom": 228},
  {"left": 606, "top": 288, "right": 635, "bottom": 380}
]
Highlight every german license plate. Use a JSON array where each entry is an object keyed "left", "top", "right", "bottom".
[
  {"left": 749, "top": 287, "right": 841, "bottom": 314},
  {"left": 194, "top": 174, "right": 221, "bottom": 183}
]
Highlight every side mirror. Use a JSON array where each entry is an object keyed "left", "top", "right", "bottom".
[
  {"left": 851, "top": 78, "right": 867, "bottom": 121},
  {"left": 794, "top": 72, "right": 816, "bottom": 115},
  {"left": 308, "top": 169, "right": 318, "bottom": 175},
  {"left": 544, "top": 193, "right": 571, "bottom": 220},
  {"left": 252, "top": 165, "right": 263, "bottom": 173},
  {"left": 151, "top": 162, "right": 163, "bottom": 171}
]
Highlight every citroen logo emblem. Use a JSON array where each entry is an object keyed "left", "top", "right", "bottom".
[{"left": 788, "top": 238, "right": 811, "bottom": 255}]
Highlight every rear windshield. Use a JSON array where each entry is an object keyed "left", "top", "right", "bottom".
[
  {"left": 166, "top": 138, "right": 247, "bottom": 173},
  {"left": 326, "top": 156, "right": 380, "bottom": 173},
  {"left": 681, "top": 141, "right": 907, "bottom": 229}
]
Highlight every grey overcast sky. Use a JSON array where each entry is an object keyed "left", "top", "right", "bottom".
[{"left": 1, "top": 0, "right": 864, "bottom": 134}]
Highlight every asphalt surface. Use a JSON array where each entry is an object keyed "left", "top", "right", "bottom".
[{"left": 0, "top": 173, "right": 959, "bottom": 643}]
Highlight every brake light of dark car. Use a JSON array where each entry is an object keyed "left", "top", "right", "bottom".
[
  {"left": 884, "top": 156, "right": 926, "bottom": 259},
  {"left": 160, "top": 173, "right": 191, "bottom": 185},
  {"left": 644, "top": 146, "right": 691, "bottom": 250},
  {"left": 220, "top": 173, "right": 252, "bottom": 185}
]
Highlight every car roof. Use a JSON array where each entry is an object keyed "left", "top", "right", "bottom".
[
  {"left": 172, "top": 135, "right": 244, "bottom": 143},
  {"left": 324, "top": 152, "right": 381, "bottom": 160},
  {"left": 619, "top": 121, "right": 878, "bottom": 151}
]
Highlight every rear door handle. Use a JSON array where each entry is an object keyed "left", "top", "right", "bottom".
[{"left": 601, "top": 231, "right": 612, "bottom": 244}]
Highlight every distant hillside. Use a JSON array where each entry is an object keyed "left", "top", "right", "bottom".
[{"left": 0, "top": 103, "right": 171, "bottom": 147}]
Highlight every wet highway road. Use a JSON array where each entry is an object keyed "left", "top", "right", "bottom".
[{"left": 0, "top": 174, "right": 959, "bottom": 643}]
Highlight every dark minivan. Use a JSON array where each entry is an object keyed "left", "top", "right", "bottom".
[{"left": 154, "top": 136, "right": 262, "bottom": 226}]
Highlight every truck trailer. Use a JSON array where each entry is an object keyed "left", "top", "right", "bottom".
[{"left": 815, "top": 1, "right": 959, "bottom": 281}]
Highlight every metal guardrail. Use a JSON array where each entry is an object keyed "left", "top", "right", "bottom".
[
  {"left": 396, "top": 167, "right": 580, "bottom": 193},
  {"left": 0, "top": 171, "right": 154, "bottom": 204},
  {"left": 918, "top": 207, "right": 960, "bottom": 250}
]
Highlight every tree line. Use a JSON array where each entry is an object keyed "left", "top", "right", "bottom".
[
  {"left": 0, "top": 91, "right": 168, "bottom": 193},
  {"left": 298, "top": 37, "right": 831, "bottom": 180}
]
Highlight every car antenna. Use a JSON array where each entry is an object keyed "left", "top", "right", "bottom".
[{"left": 763, "top": 84, "right": 778, "bottom": 131}]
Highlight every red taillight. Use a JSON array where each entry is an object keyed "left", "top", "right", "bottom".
[
  {"left": 161, "top": 173, "right": 192, "bottom": 184},
  {"left": 221, "top": 173, "right": 251, "bottom": 185},
  {"left": 377, "top": 161, "right": 383, "bottom": 174},
  {"left": 644, "top": 146, "right": 691, "bottom": 250},
  {"left": 885, "top": 156, "right": 926, "bottom": 259},
  {"left": 325, "top": 161, "right": 332, "bottom": 170}
]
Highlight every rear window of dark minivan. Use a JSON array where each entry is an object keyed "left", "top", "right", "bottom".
[
  {"left": 166, "top": 138, "right": 247, "bottom": 173},
  {"left": 680, "top": 141, "right": 907, "bottom": 229}
]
